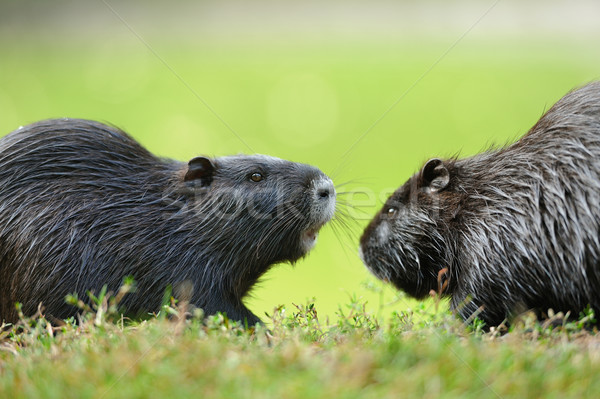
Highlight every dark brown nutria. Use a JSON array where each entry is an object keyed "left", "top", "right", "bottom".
[
  {"left": 360, "top": 81, "right": 600, "bottom": 326},
  {"left": 0, "top": 118, "right": 336, "bottom": 325}
]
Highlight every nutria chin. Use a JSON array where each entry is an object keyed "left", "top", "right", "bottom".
[
  {"left": 0, "top": 118, "right": 336, "bottom": 325},
  {"left": 360, "top": 81, "right": 600, "bottom": 326}
]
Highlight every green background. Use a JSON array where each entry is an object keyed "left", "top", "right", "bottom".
[{"left": 1, "top": 0, "right": 598, "bottom": 321}]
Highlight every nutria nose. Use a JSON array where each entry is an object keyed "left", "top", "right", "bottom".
[
  {"left": 314, "top": 179, "right": 336, "bottom": 200},
  {"left": 318, "top": 187, "right": 330, "bottom": 198}
]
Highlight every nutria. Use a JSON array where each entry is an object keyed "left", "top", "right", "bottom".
[
  {"left": 0, "top": 118, "right": 336, "bottom": 325},
  {"left": 360, "top": 81, "right": 600, "bottom": 326}
]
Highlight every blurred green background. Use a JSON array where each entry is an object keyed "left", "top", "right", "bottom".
[{"left": 1, "top": 0, "right": 598, "bottom": 322}]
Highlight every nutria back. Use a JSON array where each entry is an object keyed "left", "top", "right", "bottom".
[
  {"left": 360, "top": 81, "right": 600, "bottom": 326},
  {"left": 0, "top": 119, "right": 336, "bottom": 325}
]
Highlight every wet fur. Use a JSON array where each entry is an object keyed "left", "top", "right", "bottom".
[
  {"left": 0, "top": 119, "right": 335, "bottom": 325},
  {"left": 361, "top": 82, "right": 600, "bottom": 326}
]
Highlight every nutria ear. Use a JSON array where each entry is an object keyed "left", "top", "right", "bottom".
[
  {"left": 185, "top": 156, "right": 215, "bottom": 186},
  {"left": 421, "top": 158, "right": 449, "bottom": 192}
]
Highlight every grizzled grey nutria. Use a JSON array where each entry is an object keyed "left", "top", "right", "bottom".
[
  {"left": 360, "top": 81, "right": 600, "bottom": 326},
  {"left": 0, "top": 118, "right": 336, "bottom": 325}
]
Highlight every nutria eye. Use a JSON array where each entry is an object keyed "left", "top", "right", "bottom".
[
  {"left": 387, "top": 207, "right": 397, "bottom": 216},
  {"left": 250, "top": 172, "right": 263, "bottom": 182}
]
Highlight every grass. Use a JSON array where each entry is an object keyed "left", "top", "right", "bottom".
[{"left": 1, "top": 286, "right": 599, "bottom": 399}]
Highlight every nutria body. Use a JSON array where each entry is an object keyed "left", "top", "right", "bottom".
[
  {"left": 0, "top": 119, "right": 336, "bottom": 325},
  {"left": 360, "top": 82, "right": 600, "bottom": 326}
]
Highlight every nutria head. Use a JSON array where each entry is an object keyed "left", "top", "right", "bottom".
[
  {"left": 359, "top": 158, "right": 455, "bottom": 299},
  {"left": 182, "top": 154, "right": 337, "bottom": 267}
]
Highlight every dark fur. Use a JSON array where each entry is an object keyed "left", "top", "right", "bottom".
[
  {"left": 360, "top": 82, "right": 600, "bottom": 326},
  {"left": 0, "top": 118, "right": 336, "bottom": 325}
]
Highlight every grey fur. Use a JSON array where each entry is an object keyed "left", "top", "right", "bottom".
[
  {"left": 0, "top": 118, "right": 336, "bottom": 325},
  {"left": 360, "top": 81, "right": 600, "bottom": 326}
]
